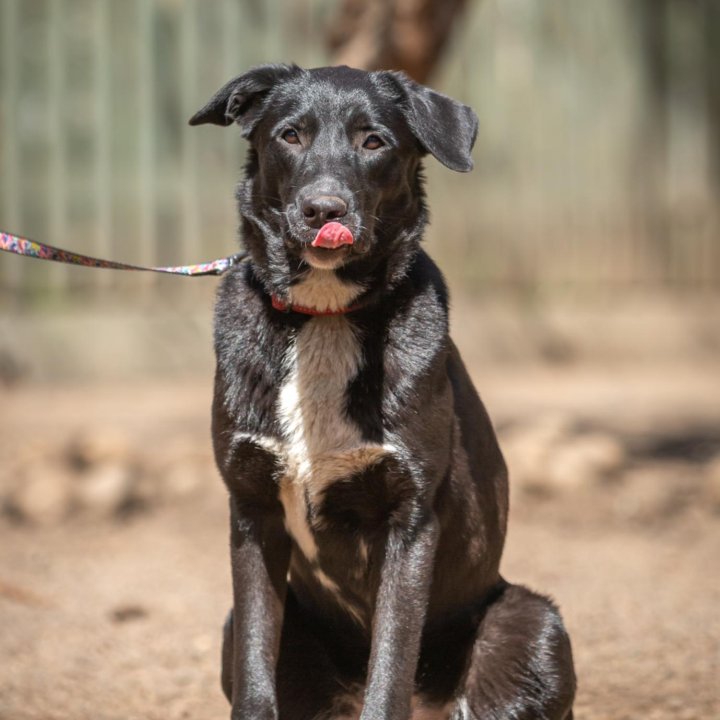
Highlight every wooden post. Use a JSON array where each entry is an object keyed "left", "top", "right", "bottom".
[
  {"left": 95, "top": 0, "right": 112, "bottom": 289},
  {"left": 1, "top": 0, "right": 21, "bottom": 292},
  {"left": 327, "top": 0, "right": 471, "bottom": 83},
  {"left": 181, "top": 0, "right": 200, "bottom": 263},
  {"left": 138, "top": 0, "right": 156, "bottom": 285}
]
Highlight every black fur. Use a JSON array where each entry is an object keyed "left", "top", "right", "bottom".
[{"left": 192, "top": 64, "right": 575, "bottom": 720}]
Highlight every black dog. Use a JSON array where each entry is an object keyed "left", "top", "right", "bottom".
[{"left": 189, "top": 64, "right": 576, "bottom": 720}]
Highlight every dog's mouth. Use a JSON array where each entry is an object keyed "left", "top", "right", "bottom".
[
  {"left": 282, "top": 205, "right": 371, "bottom": 270},
  {"left": 312, "top": 222, "right": 354, "bottom": 249},
  {"left": 302, "top": 244, "right": 353, "bottom": 270},
  {"left": 300, "top": 222, "right": 354, "bottom": 269},
  {"left": 283, "top": 217, "right": 366, "bottom": 269}
]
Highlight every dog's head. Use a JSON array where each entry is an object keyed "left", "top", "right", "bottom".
[{"left": 190, "top": 64, "right": 477, "bottom": 296}]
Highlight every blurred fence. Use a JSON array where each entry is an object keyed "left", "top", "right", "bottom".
[{"left": 1, "top": 0, "right": 718, "bottom": 306}]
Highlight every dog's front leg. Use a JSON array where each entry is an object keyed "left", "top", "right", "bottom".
[
  {"left": 228, "top": 497, "right": 291, "bottom": 720},
  {"left": 361, "top": 511, "right": 439, "bottom": 720}
]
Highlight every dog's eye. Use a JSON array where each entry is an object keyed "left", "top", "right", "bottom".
[
  {"left": 281, "top": 128, "right": 300, "bottom": 145},
  {"left": 363, "top": 134, "right": 384, "bottom": 150}
]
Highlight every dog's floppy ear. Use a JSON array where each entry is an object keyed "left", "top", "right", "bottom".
[
  {"left": 188, "top": 63, "right": 301, "bottom": 135},
  {"left": 376, "top": 71, "right": 478, "bottom": 173}
]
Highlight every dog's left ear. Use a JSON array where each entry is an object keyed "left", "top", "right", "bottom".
[
  {"left": 376, "top": 72, "right": 478, "bottom": 173},
  {"left": 188, "top": 63, "right": 301, "bottom": 136}
]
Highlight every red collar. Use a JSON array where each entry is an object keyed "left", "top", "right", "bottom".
[{"left": 271, "top": 294, "right": 364, "bottom": 316}]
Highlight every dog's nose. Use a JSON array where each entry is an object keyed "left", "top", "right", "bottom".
[{"left": 301, "top": 195, "right": 347, "bottom": 229}]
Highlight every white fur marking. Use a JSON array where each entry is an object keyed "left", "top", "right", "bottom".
[
  {"left": 328, "top": 693, "right": 453, "bottom": 719},
  {"left": 239, "top": 271, "right": 409, "bottom": 626},
  {"left": 275, "top": 310, "right": 394, "bottom": 625},
  {"left": 289, "top": 268, "right": 364, "bottom": 312},
  {"left": 278, "top": 316, "right": 387, "bottom": 497},
  {"left": 314, "top": 567, "right": 340, "bottom": 593},
  {"left": 330, "top": 690, "right": 363, "bottom": 720},
  {"left": 313, "top": 567, "right": 366, "bottom": 625},
  {"left": 279, "top": 482, "right": 318, "bottom": 561},
  {"left": 411, "top": 696, "right": 454, "bottom": 720},
  {"left": 454, "top": 697, "right": 472, "bottom": 720},
  {"left": 232, "top": 431, "right": 283, "bottom": 458}
]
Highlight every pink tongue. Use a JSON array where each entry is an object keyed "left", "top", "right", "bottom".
[{"left": 312, "top": 222, "right": 354, "bottom": 249}]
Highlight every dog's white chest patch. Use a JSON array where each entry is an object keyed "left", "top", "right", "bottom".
[
  {"left": 288, "top": 268, "right": 363, "bottom": 312},
  {"left": 279, "top": 315, "right": 363, "bottom": 478},
  {"left": 276, "top": 315, "right": 387, "bottom": 560}
]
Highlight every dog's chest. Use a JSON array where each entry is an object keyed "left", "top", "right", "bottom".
[
  {"left": 279, "top": 316, "right": 364, "bottom": 479},
  {"left": 275, "top": 316, "right": 387, "bottom": 561}
]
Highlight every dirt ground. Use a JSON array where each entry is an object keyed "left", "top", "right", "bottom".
[{"left": 1, "top": 362, "right": 719, "bottom": 720}]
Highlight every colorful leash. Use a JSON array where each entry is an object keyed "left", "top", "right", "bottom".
[{"left": 0, "top": 230, "right": 246, "bottom": 277}]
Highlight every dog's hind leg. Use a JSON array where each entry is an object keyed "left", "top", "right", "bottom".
[{"left": 453, "top": 583, "right": 576, "bottom": 720}]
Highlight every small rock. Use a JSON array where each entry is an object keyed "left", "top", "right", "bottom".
[
  {"left": 502, "top": 415, "right": 625, "bottom": 495},
  {"left": 134, "top": 435, "right": 213, "bottom": 506},
  {"left": 65, "top": 429, "right": 130, "bottom": 472},
  {"left": 74, "top": 462, "right": 134, "bottom": 516},
  {"left": 6, "top": 460, "right": 73, "bottom": 525},
  {"left": 110, "top": 604, "right": 148, "bottom": 623},
  {"left": 501, "top": 413, "right": 575, "bottom": 491},
  {"left": 546, "top": 433, "right": 625, "bottom": 491},
  {"left": 192, "top": 633, "right": 213, "bottom": 654},
  {"left": 704, "top": 454, "right": 720, "bottom": 511},
  {"left": 614, "top": 463, "right": 698, "bottom": 524},
  {"left": 161, "top": 459, "right": 206, "bottom": 497},
  {"left": 130, "top": 470, "right": 163, "bottom": 509}
]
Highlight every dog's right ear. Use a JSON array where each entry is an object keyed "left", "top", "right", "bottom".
[{"left": 188, "top": 63, "right": 301, "bottom": 135}]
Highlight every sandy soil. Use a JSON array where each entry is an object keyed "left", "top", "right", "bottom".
[{"left": 1, "top": 364, "right": 719, "bottom": 720}]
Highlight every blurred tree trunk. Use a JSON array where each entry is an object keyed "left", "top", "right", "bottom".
[
  {"left": 326, "top": 0, "right": 470, "bottom": 83},
  {"left": 633, "top": 0, "right": 671, "bottom": 267},
  {"left": 704, "top": 0, "right": 720, "bottom": 196}
]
